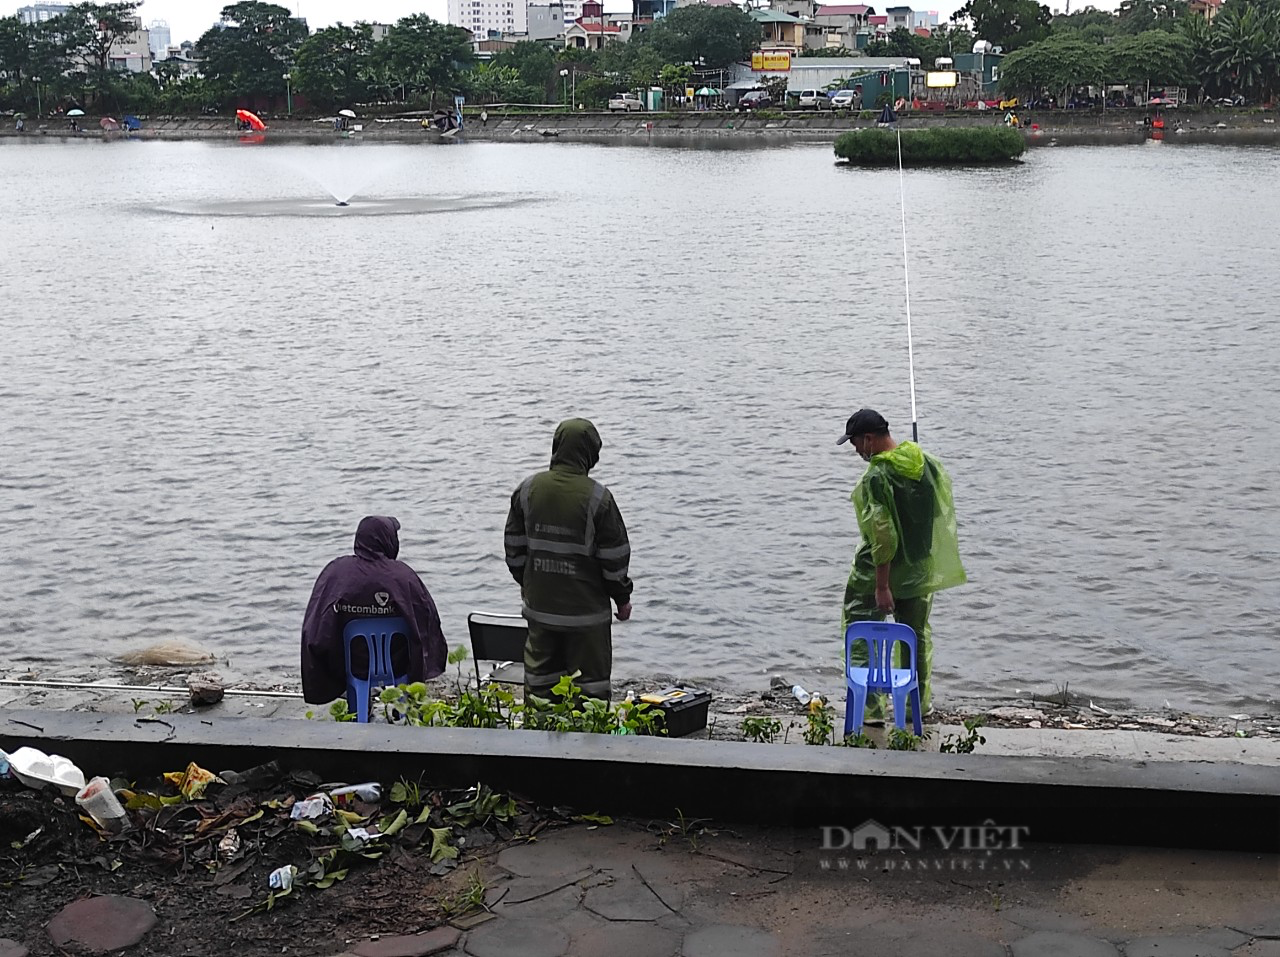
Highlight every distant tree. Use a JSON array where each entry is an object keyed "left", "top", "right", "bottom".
[
  {"left": 800, "top": 45, "right": 858, "bottom": 57},
  {"left": 646, "top": 5, "right": 761, "bottom": 69},
  {"left": 0, "top": 16, "right": 30, "bottom": 86},
  {"left": 492, "top": 40, "right": 556, "bottom": 100},
  {"left": 998, "top": 32, "right": 1104, "bottom": 98},
  {"left": 952, "top": 0, "right": 1051, "bottom": 50},
  {"left": 466, "top": 63, "right": 527, "bottom": 103},
  {"left": 1050, "top": 8, "right": 1118, "bottom": 42},
  {"left": 1115, "top": 0, "right": 1190, "bottom": 34},
  {"left": 1106, "top": 29, "right": 1193, "bottom": 87},
  {"left": 197, "top": 2, "right": 308, "bottom": 100},
  {"left": 65, "top": 2, "right": 142, "bottom": 105},
  {"left": 381, "top": 14, "right": 474, "bottom": 106},
  {"left": 1201, "top": 2, "right": 1279, "bottom": 100},
  {"left": 294, "top": 22, "right": 373, "bottom": 109}
]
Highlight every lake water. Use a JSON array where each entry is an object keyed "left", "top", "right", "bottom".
[{"left": 2, "top": 136, "right": 1278, "bottom": 714}]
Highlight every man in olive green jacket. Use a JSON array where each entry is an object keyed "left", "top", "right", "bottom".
[{"left": 505, "top": 418, "right": 633, "bottom": 701}]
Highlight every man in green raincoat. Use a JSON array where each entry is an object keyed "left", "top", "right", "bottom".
[
  {"left": 838, "top": 409, "right": 966, "bottom": 725},
  {"left": 505, "top": 418, "right": 633, "bottom": 702}
]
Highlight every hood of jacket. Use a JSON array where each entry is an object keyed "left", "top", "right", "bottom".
[
  {"left": 549, "top": 418, "right": 601, "bottom": 475},
  {"left": 872, "top": 441, "right": 925, "bottom": 481},
  {"left": 354, "top": 515, "right": 400, "bottom": 561}
]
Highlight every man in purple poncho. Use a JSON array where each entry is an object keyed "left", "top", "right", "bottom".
[{"left": 301, "top": 516, "right": 447, "bottom": 705}]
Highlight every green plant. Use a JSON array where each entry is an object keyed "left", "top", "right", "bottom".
[
  {"left": 841, "top": 732, "right": 878, "bottom": 748},
  {"left": 741, "top": 716, "right": 783, "bottom": 744},
  {"left": 659, "top": 807, "right": 714, "bottom": 851},
  {"left": 887, "top": 727, "right": 932, "bottom": 751},
  {"left": 833, "top": 127, "right": 1025, "bottom": 165},
  {"left": 803, "top": 701, "right": 835, "bottom": 746},
  {"left": 939, "top": 717, "right": 987, "bottom": 754},
  {"left": 439, "top": 869, "right": 489, "bottom": 917},
  {"left": 390, "top": 775, "right": 426, "bottom": 810},
  {"left": 752, "top": 108, "right": 783, "bottom": 119},
  {"left": 329, "top": 699, "right": 356, "bottom": 722},
  {"left": 131, "top": 698, "right": 148, "bottom": 714},
  {"left": 446, "top": 784, "right": 518, "bottom": 828},
  {"left": 153, "top": 700, "right": 176, "bottom": 715}
]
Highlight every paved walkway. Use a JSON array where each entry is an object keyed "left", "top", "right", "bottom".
[{"left": 316, "top": 822, "right": 1280, "bottom": 957}]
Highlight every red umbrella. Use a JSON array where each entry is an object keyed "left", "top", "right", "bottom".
[
  {"left": 235, "top": 109, "right": 267, "bottom": 132},
  {"left": 100, "top": 117, "right": 120, "bottom": 131}
]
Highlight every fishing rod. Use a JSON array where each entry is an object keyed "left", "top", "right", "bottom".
[{"left": 895, "top": 124, "right": 920, "bottom": 444}]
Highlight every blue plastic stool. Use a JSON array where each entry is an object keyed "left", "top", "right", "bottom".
[
  {"left": 343, "top": 616, "right": 409, "bottom": 723},
  {"left": 844, "top": 620, "right": 922, "bottom": 738}
]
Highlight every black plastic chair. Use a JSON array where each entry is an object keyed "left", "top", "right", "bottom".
[{"left": 466, "top": 612, "right": 527, "bottom": 687}]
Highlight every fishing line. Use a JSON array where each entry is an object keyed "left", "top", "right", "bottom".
[{"left": 895, "top": 125, "right": 920, "bottom": 443}]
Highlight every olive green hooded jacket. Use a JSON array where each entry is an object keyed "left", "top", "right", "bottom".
[
  {"left": 846, "top": 441, "right": 966, "bottom": 601},
  {"left": 505, "top": 419, "right": 633, "bottom": 629}
]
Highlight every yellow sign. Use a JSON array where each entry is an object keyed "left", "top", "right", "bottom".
[
  {"left": 925, "top": 70, "right": 958, "bottom": 88},
  {"left": 686, "top": 87, "right": 695, "bottom": 99},
  {"left": 751, "top": 51, "right": 792, "bottom": 71}
]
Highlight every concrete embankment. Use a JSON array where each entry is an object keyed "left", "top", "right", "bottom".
[
  {"left": 5, "top": 110, "right": 1280, "bottom": 146},
  {"left": 4, "top": 708, "right": 1278, "bottom": 851}
]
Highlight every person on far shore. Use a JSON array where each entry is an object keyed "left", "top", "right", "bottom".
[
  {"left": 300, "top": 516, "right": 446, "bottom": 711},
  {"left": 480, "top": 109, "right": 488, "bottom": 127},
  {"left": 505, "top": 418, "right": 633, "bottom": 702},
  {"left": 837, "top": 409, "right": 966, "bottom": 726}
]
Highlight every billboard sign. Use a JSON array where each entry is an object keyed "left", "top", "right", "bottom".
[{"left": 751, "top": 51, "right": 792, "bottom": 71}]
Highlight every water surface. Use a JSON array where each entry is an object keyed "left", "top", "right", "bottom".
[{"left": 2, "top": 138, "right": 1277, "bottom": 713}]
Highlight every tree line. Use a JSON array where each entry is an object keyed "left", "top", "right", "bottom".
[
  {"left": 0, "top": 0, "right": 763, "bottom": 113},
  {"left": 3, "top": 0, "right": 1275, "bottom": 114},
  {"left": 963, "top": 0, "right": 1278, "bottom": 103}
]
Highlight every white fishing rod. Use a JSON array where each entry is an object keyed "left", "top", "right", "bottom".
[{"left": 895, "top": 125, "right": 920, "bottom": 443}]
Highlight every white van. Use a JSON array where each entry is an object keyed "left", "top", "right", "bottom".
[{"left": 796, "top": 89, "right": 831, "bottom": 111}]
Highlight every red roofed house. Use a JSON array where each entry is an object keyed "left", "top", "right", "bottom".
[
  {"left": 565, "top": 0, "right": 632, "bottom": 48},
  {"left": 867, "top": 13, "right": 888, "bottom": 34},
  {"left": 814, "top": 4, "right": 875, "bottom": 29}
]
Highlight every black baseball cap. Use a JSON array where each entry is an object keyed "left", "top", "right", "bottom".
[{"left": 836, "top": 409, "right": 889, "bottom": 445}]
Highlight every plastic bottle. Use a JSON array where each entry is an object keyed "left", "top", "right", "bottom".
[
  {"left": 0, "top": 749, "right": 10, "bottom": 780},
  {"left": 790, "top": 684, "right": 824, "bottom": 707},
  {"left": 328, "top": 782, "right": 381, "bottom": 804}
]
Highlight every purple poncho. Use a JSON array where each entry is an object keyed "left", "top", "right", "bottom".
[{"left": 301, "top": 516, "right": 446, "bottom": 704}]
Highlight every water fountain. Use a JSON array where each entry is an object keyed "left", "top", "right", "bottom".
[{"left": 152, "top": 143, "right": 536, "bottom": 218}]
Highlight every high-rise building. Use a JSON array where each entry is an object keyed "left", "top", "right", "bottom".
[
  {"left": 17, "top": 3, "right": 71, "bottom": 25},
  {"left": 448, "top": 0, "right": 528, "bottom": 36},
  {"left": 148, "top": 19, "right": 171, "bottom": 60}
]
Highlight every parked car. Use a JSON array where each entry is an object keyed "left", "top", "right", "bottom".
[
  {"left": 795, "top": 89, "right": 831, "bottom": 111},
  {"left": 608, "top": 92, "right": 645, "bottom": 112},
  {"left": 830, "top": 89, "right": 861, "bottom": 110},
  {"left": 739, "top": 90, "right": 773, "bottom": 110}
]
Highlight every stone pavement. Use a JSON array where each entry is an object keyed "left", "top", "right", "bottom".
[{"left": 317, "top": 821, "right": 1280, "bottom": 957}]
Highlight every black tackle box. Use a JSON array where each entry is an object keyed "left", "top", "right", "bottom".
[{"left": 638, "top": 686, "right": 712, "bottom": 738}]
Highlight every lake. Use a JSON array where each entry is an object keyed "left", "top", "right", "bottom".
[{"left": 2, "top": 136, "right": 1277, "bottom": 714}]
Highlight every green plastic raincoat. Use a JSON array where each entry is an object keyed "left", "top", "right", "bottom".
[{"left": 844, "top": 441, "right": 966, "bottom": 604}]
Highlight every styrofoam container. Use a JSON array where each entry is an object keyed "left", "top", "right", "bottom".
[{"left": 7, "top": 746, "right": 86, "bottom": 797}]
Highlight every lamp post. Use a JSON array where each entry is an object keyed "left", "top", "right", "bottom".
[
  {"left": 560, "top": 68, "right": 569, "bottom": 112},
  {"left": 32, "top": 75, "right": 41, "bottom": 117},
  {"left": 283, "top": 72, "right": 292, "bottom": 115}
]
